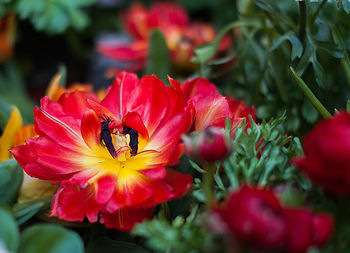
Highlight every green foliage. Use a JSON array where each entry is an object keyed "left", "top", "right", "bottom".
[
  {"left": 194, "top": 0, "right": 350, "bottom": 134},
  {"left": 19, "top": 224, "right": 84, "bottom": 253},
  {"left": 191, "top": 116, "right": 304, "bottom": 201},
  {"left": 0, "top": 207, "right": 19, "bottom": 253},
  {"left": 1, "top": 0, "right": 95, "bottom": 33},
  {"left": 0, "top": 159, "right": 23, "bottom": 206},
  {"left": 0, "top": 63, "right": 35, "bottom": 124},
  {"left": 336, "top": 0, "right": 350, "bottom": 13},
  {"left": 13, "top": 195, "right": 52, "bottom": 225},
  {"left": 16, "top": 0, "right": 94, "bottom": 33},
  {"left": 145, "top": 29, "right": 170, "bottom": 84},
  {"left": 133, "top": 207, "right": 222, "bottom": 253}
]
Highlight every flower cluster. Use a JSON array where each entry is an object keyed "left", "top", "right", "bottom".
[
  {"left": 98, "top": 2, "right": 231, "bottom": 72},
  {"left": 214, "top": 186, "right": 333, "bottom": 253}
]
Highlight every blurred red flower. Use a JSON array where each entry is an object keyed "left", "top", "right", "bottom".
[
  {"left": 98, "top": 2, "right": 230, "bottom": 72},
  {"left": 177, "top": 77, "right": 255, "bottom": 132},
  {"left": 0, "top": 14, "right": 15, "bottom": 62},
  {"left": 214, "top": 186, "right": 333, "bottom": 253},
  {"left": 294, "top": 112, "right": 350, "bottom": 195},
  {"left": 11, "top": 72, "right": 194, "bottom": 231}
]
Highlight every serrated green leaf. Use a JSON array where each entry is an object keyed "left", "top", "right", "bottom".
[
  {"left": 145, "top": 29, "right": 170, "bottom": 84},
  {"left": 19, "top": 224, "right": 84, "bottom": 253},
  {"left": 0, "top": 159, "right": 23, "bottom": 206},
  {"left": 87, "top": 237, "right": 150, "bottom": 253},
  {"left": 0, "top": 207, "right": 19, "bottom": 253}
]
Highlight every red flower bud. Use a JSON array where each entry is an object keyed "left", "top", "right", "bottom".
[{"left": 183, "top": 127, "right": 233, "bottom": 162}]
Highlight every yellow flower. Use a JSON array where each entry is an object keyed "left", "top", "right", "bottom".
[{"left": 0, "top": 106, "right": 22, "bottom": 162}]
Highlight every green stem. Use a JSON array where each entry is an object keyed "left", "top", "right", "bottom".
[
  {"left": 203, "top": 162, "right": 217, "bottom": 209},
  {"left": 298, "top": 0, "right": 307, "bottom": 42},
  {"left": 289, "top": 67, "right": 332, "bottom": 119},
  {"left": 308, "top": 0, "right": 327, "bottom": 25}
]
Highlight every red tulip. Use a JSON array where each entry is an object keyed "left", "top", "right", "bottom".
[{"left": 11, "top": 72, "right": 194, "bottom": 231}]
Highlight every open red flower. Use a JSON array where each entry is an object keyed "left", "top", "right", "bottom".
[
  {"left": 293, "top": 112, "right": 350, "bottom": 195},
  {"left": 98, "top": 2, "right": 230, "bottom": 72},
  {"left": 214, "top": 186, "right": 333, "bottom": 253},
  {"left": 177, "top": 77, "right": 256, "bottom": 132},
  {"left": 11, "top": 72, "right": 194, "bottom": 231}
]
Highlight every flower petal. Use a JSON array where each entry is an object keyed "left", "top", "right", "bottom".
[
  {"left": 58, "top": 90, "right": 100, "bottom": 119},
  {"left": 101, "top": 207, "right": 154, "bottom": 231},
  {"left": 0, "top": 105, "right": 23, "bottom": 161},
  {"left": 51, "top": 183, "right": 102, "bottom": 223},
  {"left": 81, "top": 109, "right": 101, "bottom": 149}
]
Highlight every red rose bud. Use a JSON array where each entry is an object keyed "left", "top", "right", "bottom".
[
  {"left": 183, "top": 127, "right": 233, "bottom": 162},
  {"left": 293, "top": 112, "right": 350, "bottom": 195}
]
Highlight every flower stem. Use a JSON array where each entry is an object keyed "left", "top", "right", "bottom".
[
  {"left": 289, "top": 66, "right": 332, "bottom": 119},
  {"left": 203, "top": 162, "right": 216, "bottom": 209},
  {"left": 298, "top": 0, "right": 307, "bottom": 42}
]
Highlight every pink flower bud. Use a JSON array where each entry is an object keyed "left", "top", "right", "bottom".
[{"left": 183, "top": 126, "right": 233, "bottom": 162}]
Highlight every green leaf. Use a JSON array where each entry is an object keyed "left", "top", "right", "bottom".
[
  {"left": 347, "top": 101, "right": 350, "bottom": 113},
  {"left": 16, "top": 0, "right": 95, "bottom": 34},
  {"left": 269, "top": 32, "right": 303, "bottom": 60},
  {"left": 336, "top": 0, "right": 350, "bottom": 13},
  {"left": 301, "top": 100, "right": 319, "bottom": 124},
  {"left": 132, "top": 216, "right": 211, "bottom": 253},
  {"left": 86, "top": 237, "right": 150, "bottom": 253},
  {"left": 19, "top": 224, "right": 84, "bottom": 253},
  {"left": 0, "top": 207, "right": 19, "bottom": 253},
  {"left": 295, "top": 35, "right": 326, "bottom": 88},
  {"left": 192, "top": 20, "right": 258, "bottom": 65},
  {"left": 145, "top": 29, "right": 170, "bottom": 84},
  {"left": 315, "top": 41, "right": 345, "bottom": 58},
  {"left": 255, "top": 0, "right": 297, "bottom": 29},
  {"left": 331, "top": 26, "right": 350, "bottom": 88},
  {"left": 0, "top": 159, "right": 23, "bottom": 206},
  {"left": 13, "top": 195, "right": 52, "bottom": 225}
]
